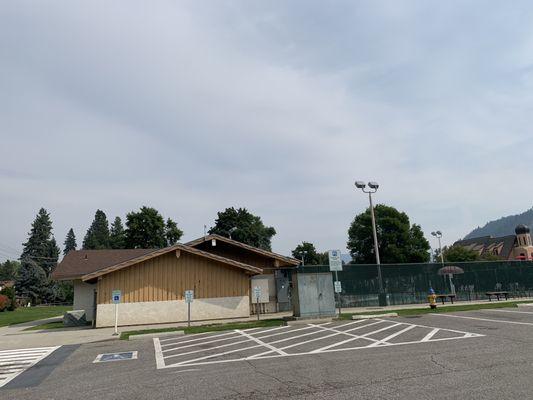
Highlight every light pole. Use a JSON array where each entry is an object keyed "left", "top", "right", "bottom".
[
  {"left": 300, "top": 250, "right": 308, "bottom": 266},
  {"left": 431, "top": 231, "right": 454, "bottom": 294},
  {"left": 431, "top": 231, "right": 444, "bottom": 266},
  {"left": 228, "top": 227, "right": 237, "bottom": 240},
  {"left": 355, "top": 181, "right": 388, "bottom": 306}
]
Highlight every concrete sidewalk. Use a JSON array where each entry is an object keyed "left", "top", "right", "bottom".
[
  {"left": 0, "top": 311, "right": 293, "bottom": 350},
  {"left": 340, "top": 297, "right": 533, "bottom": 314}
]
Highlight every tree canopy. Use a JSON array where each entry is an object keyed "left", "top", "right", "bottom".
[
  {"left": 110, "top": 217, "right": 126, "bottom": 249},
  {"left": 124, "top": 206, "right": 183, "bottom": 248},
  {"left": 347, "top": 204, "right": 430, "bottom": 264},
  {"left": 209, "top": 207, "right": 276, "bottom": 251},
  {"left": 291, "top": 242, "right": 329, "bottom": 265},
  {"left": 438, "top": 245, "right": 499, "bottom": 262},
  {"left": 83, "top": 210, "right": 110, "bottom": 249},
  {"left": 0, "top": 260, "right": 20, "bottom": 281},
  {"left": 16, "top": 208, "right": 60, "bottom": 303},
  {"left": 63, "top": 228, "right": 77, "bottom": 255}
]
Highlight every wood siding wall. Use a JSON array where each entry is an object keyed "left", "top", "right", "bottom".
[
  {"left": 194, "top": 242, "right": 277, "bottom": 269},
  {"left": 97, "top": 251, "right": 250, "bottom": 305}
]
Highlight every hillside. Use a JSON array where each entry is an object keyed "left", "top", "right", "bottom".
[{"left": 465, "top": 208, "right": 533, "bottom": 239}]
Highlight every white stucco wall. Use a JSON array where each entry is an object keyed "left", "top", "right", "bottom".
[
  {"left": 73, "top": 280, "right": 96, "bottom": 321},
  {"left": 95, "top": 296, "right": 250, "bottom": 328}
]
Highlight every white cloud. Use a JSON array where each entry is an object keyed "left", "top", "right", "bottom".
[{"left": 2, "top": 1, "right": 533, "bottom": 260}]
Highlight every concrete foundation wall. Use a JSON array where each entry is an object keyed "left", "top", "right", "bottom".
[
  {"left": 95, "top": 296, "right": 250, "bottom": 328},
  {"left": 73, "top": 280, "right": 96, "bottom": 321}
]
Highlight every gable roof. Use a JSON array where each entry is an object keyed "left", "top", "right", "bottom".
[
  {"left": 81, "top": 243, "right": 262, "bottom": 281},
  {"left": 51, "top": 248, "right": 155, "bottom": 280},
  {"left": 454, "top": 235, "right": 517, "bottom": 259},
  {"left": 186, "top": 234, "right": 300, "bottom": 266}
]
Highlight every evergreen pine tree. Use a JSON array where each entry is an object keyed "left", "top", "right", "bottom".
[
  {"left": 63, "top": 228, "right": 77, "bottom": 255},
  {"left": 83, "top": 210, "right": 111, "bottom": 249},
  {"left": 110, "top": 217, "right": 126, "bottom": 249},
  {"left": 165, "top": 218, "right": 183, "bottom": 246},
  {"left": 16, "top": 208, "right": 60, "bottom": 302}
]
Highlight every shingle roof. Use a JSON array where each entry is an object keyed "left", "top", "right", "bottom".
[
  {"left": 52, "top": 249, "right": 156, "bottom": 280},
  {"left": 81, "top": 244, "right": 262, "bottom": 281},
  {"left": 52, "top": 244, "right": 263, "bottom": 282},
  {"left": 185, "top": 234, "right": 300, "bottom": 266},
  {"left": 453, "top": 235, "right": 517, "bottom": 259}
]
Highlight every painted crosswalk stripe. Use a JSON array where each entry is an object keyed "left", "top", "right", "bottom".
[{"left": 0, "top": 347, "right": 59, "bottom": 388}]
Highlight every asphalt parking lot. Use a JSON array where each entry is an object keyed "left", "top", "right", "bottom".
[{"left": 4, "top": 308, "right": 533, "bottom": 399}]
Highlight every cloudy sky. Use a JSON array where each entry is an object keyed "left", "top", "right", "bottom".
[{"left": 1, "top": 1, "right": 533, "bottom": 262}]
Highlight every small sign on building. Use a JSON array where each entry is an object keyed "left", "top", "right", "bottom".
[
  {"left": 328, "top": 250, "right": 343, "bottom": 272},
  {"left": 184, "top": 290, "right": 194, "bottom": 303},
  {"left": 112, "top": 290, "right": 122, "bottom": 304},
  {"left": 253, "top": 286, "right": 262, "bottom": 303}
]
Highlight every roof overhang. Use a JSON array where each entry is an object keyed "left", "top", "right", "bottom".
[
  {"left": 186, "top": 234, "right": 300, "bottom": 267},
  {"left": 81, "top": 244, "right": 262, "bottom": 281}
]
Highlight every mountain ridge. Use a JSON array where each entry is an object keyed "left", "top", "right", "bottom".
[{"left": 465, "top": 207, "right": 533, "bottom": 239}]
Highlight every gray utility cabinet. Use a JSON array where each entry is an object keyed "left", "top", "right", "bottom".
[{"left": 292, "top": 272, "right": 336, "bottom": 318}]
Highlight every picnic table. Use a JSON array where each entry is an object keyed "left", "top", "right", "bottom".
[
  {"left": 486, "top": 291, "right": 509, "bottom": 301},
  {"left": 435, "top": 294, "right": 456, "bottom": 305}
]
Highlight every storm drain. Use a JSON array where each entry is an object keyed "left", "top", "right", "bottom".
[{"left": 93, "top": 351, "right": 138, "bottom": 363}]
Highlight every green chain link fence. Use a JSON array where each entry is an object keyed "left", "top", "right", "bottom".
[{"left": 294, "top": 261, "right": 533, "bottom": 307}]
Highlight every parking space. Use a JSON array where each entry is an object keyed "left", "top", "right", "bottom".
[
  {"left": 0, "top": 346, "right": 59, "bottom": 388},
  {"left": 153, "top": 318, "right": 483, "bottom": 369}
]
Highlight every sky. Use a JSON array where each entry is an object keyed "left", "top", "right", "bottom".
[{"left": 2, "top": 1, "right": 533, "bottom": 262}]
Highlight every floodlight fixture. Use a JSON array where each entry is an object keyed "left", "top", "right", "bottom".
[
  {"left": 368, "top": 182, "right": 379, "bottom": 190},
  {"left": 354, "top": 181, "right": 366, "bottom": 189}
]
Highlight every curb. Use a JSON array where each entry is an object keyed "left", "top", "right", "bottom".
[
  {"left": 128, "top": 330, "right": 185, "bottom": 340},
  {"left": 352, "top": 313, "right": 398, "bottom": 320},
  {"left": 517, "top": 303, "right": 533, "bottom": 307},
  {"left": 286, "top": 318, "right": 333, "bottom": 326}
]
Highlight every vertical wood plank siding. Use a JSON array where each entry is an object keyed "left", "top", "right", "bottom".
[{"left": 97, "top": 252, "right": 250, "bottom": 304}]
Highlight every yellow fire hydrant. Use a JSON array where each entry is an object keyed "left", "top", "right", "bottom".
[{"left": 428, "top": 288, "right": 437, "bottom": 309}]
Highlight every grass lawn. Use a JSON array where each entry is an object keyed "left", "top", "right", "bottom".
[
  {"left": 120, "top": 319, "right": 286, "bottom": 340},
  {"left": 0, "top": 306, "right": 71, "bottom": 327},
  {"left": 338, "top": 300, "right": 533, "bottom": 320}
]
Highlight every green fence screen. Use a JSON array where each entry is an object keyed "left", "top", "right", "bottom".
[{"left": 295, "top": 261, "right": 533, "bottom": 307}]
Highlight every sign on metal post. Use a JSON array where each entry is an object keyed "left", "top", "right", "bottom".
[
  {"left": 328, "top": 250, "right": 343, "bottom": 271},
  {"left": 184, "top": 290, "right": 194, "bottom": 327},
  {"left": 111, "top": 290, "right": 121, "bottom": 336},
  {"left": 253, "top": 286, "right": 262, "bottom": 320},
  {"left": 328, "top": 250, "right": 343, "bottom": 316}
]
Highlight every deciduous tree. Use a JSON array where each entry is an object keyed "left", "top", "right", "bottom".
[
  {"left": 348, "top": 204, "right": 430, "bottom": 264},
  {"left": 209, "top": 207, "right": 276, "bottom": 251}
]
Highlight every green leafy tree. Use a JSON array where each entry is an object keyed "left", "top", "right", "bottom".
[
  {"left": 209, "top": 207, "right": 276, "bottom": 251},
  {"left": 0, "top": 260, "right": 20, "bottom": 281},
  {"left": 439, "top": 245, "right": 494, "bottom": 262},
  {"left": 63, "top": 228, "right": 77, "bottom": 255},
  {"left": 110, "top": 217, "right": 126, "bottom": 249},
  {"left": 348, "top": 204, "right": 431, "bottom": 264},
  {"left": 165, "top": 218, "right": 183, "bottom": 246},
  {"left": 83, "top": 210, "right": 110, "bottom": 249},
  {"left": 292, "top": 242, "right": 322, "bottom": 265},
  {"left": 125, "top": 207, "right": 166, "bottom": 248},
  {"left": 0, "top": 286, "right": 17, "bottom": 311}
]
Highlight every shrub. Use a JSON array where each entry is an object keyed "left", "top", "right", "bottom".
[
  {"left": 0, "top": 287, "right": 16, "bottom": 311},
  {"left": 0, "top": 295, "right": 8, "bottom": 312}
]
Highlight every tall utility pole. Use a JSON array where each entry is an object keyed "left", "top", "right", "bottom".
[{"left": 355, "top": 181, "right": 389, "bottom": 306}]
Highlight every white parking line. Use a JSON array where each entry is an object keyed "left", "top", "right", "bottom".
[
  {"left": 421, "top": 328, "right": 439, "bottom": 342},
  {"left": 485, "top": 309, "right": 533, "bottom": 315},
  {"left": 154, "top": 319, "right": 484, "bottom": 369},
  {"left": 431, "top": 313, "right": 533, "bottom": 326},
  {"left": 235, "top": 329, "right": 288, "bottom": 356},
  {"left": 0, "top": 347, "right": 59, "bottom": 388}
]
